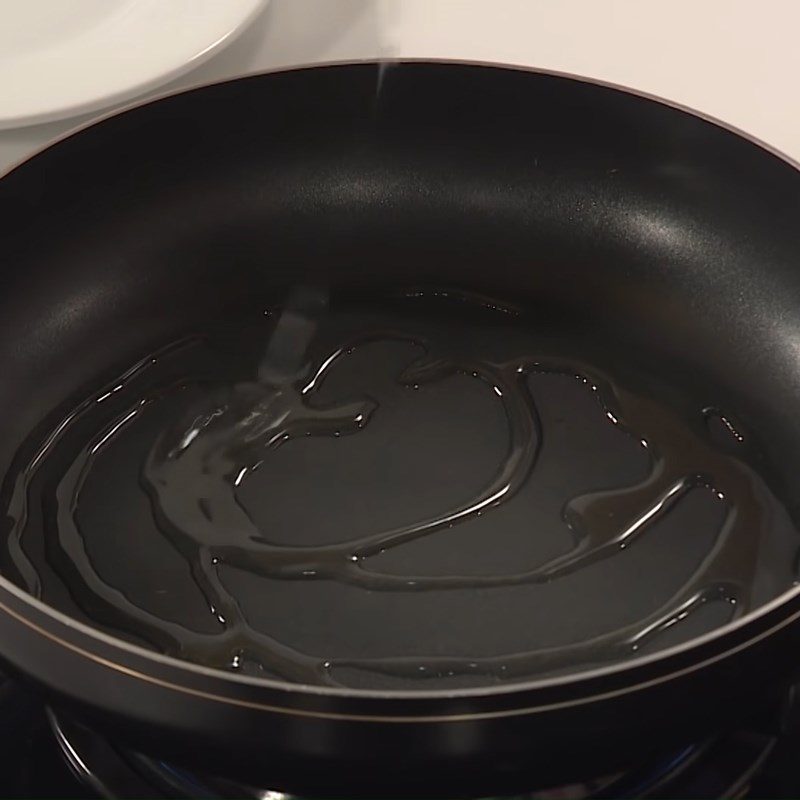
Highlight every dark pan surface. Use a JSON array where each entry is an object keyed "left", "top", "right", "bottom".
[{"left": 0, "top": 62, "right": 799, "bottom": 792}]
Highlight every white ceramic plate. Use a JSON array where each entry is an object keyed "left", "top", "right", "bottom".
[{"left": 0, "top": 0, "right": 269, "bottom": 129}]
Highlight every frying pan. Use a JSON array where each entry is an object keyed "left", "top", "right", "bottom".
[{"left": 0, "top": 61, "right": 799, "bottom": 797}]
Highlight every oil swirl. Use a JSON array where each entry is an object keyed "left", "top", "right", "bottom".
[{"left": 1, "top": 289, "right": 790, "bottom": 687}]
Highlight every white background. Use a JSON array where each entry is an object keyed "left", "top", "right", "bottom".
[{"left": 2, "top": 0, "right": 800, "bottom": 173}]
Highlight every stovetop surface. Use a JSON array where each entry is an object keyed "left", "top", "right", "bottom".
[{"left": 3, "top": 673, "right": 800, "bottom": 800}]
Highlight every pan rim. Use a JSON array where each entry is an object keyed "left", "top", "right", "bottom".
[{"left": 1, "top": 57, "right": 799, "bottom": 715}]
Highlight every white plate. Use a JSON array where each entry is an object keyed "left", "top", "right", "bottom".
[{"left": 0, "top": 0, "right": 268, "bottom": 129}]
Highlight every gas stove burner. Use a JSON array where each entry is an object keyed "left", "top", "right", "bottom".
[
  {"left": 48, "top": 708, "right": 778, "bottom": 800},
  {"left": 0, "top": 671, "right": 790, "bottom": 799}
]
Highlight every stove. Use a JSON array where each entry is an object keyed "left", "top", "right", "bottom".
[{"left": 2, "top": 672, "right": 799, "bottom": 799}]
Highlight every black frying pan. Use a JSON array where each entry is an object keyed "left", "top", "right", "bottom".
[{"left": 0, "top": 62, "right": 799, "bottom": 797}]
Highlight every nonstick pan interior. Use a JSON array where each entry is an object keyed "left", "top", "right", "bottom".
[{"left": 0, "top": 61, "right": 799, "bottom": 730}]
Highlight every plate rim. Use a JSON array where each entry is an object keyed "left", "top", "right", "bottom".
[{"left": 0, "top": 0, "right": 270, "bottom": 130}]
